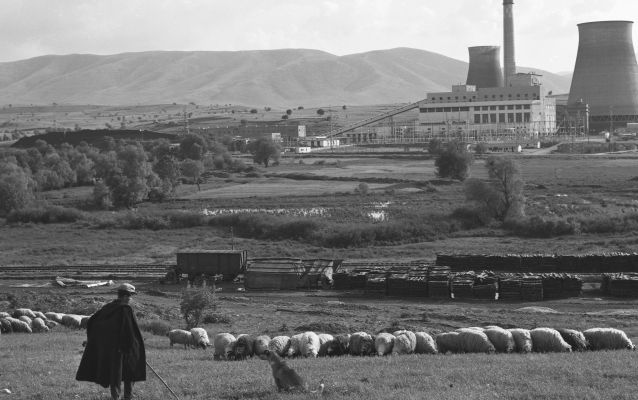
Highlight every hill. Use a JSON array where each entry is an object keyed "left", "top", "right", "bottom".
[{"left": 0, "top": 48, "right": 572, "bottom": 107}]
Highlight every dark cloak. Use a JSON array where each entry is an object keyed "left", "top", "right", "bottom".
[{"left": 76, "top": 299, "right": 146, "bottom": 388}]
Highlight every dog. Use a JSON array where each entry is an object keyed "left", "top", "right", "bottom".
[{"left": 261, "top": 349, "right": 325, "bottom": 394}]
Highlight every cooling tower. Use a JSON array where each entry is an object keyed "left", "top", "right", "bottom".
[
  {"left": 503, "top": 0, "right": 516, "bottom": 86},
  {"left": 466, "top": 46, "right": 504, "bottom": 88},
  {"left": 568, "top": 21, "right": 638, "bottom": 118}
]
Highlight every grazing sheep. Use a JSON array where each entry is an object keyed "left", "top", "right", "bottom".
[
  {"left": 287, "top": 333, "right": 304, "bottom": 358},
  {"left": 435, "top": 332, "right": 462, "bottom": 354},
  {"left": 530, "top": 328, "right": 572, "bottom": 353},
  {"left": 392, "top": 333, "right": 416, "bottom": 355},
  {"left": 483, "top": 325, "right": 502, "bottom": 330},
  {"left": 557, "top": 328, "right": 588, "bottom": 352},
  {"left": 253, "top": 335, "right": 271, "bottom": 357},
  {"left": 374, "top": 332, "right": 395, "bottom": 356},
  {"left": 233, "top": 334, "right": 255, "bottom": 360},
  {"left": 299, "top": 332, "right": 321, "bottom": 358},
  {"left": 268, "top": 336, "right": 291, "bottom": 358},
  {"left": 484, "top": 327, "right": 515, "bottom": 353},
  {"left": 5, "top": 317, "right": 32, "bottom": 333},
  {"left": 44, "top": 320, "right": 59, "bottom": 330},
  {"left": 18, "top": 315, "right": 32, "bottom": 327},
  {"left": 467, "top": 326, "right": 486, "bottom": 331},
  {"left": 168, "top": 329, "right": 194, "bottom": 349},
  {"left": 325, "top": 334, "right": 350, "bottom": 356},
  {"left": 0, "top": 318, "right": 13, "bottom": 333},
  {"left": 349, "top": 332, "right": 375, "bottom": 356},
  {"left": 80, "top": 316, "right": 90, "bottom": 330},
  {"left": 44, "top": 312, "right": 64, "bottom": 323},
  {"left": 0, "top": 312, "right": 11, "bottom": 319},
  {"left": 457, "top": 328, "right": 496, "bottom": 353},
  {"left": 583, "top": 328, "right": 635, "bottom": 351},
  {"left": 31, "top": 317, "right": 49, "bottom": 333},
  {"left": 392, "top": 330, "right": 417, "bottom": 353},
  {"left": 13, "top": 308, "right": 36, "bottom": 319},
  {"left": 33, "top": 311, "right": 47, "bottom": 320},
  {"left": 415, "top": 332, "right": 438, "bottom": 354},
  {"left": 214, "top": 332, "right": 236, "bottom": 359},
  {"left": 61, "top": 314, "right": 83, "bottom": 329},
  {"left": 317, "top": 333, "right": 335, "bottom": 357},
  {"left": 508, "top": 328, "right": 533, "bottom": 353},
  {"left": 191, "top": 328, "right": 211, "bottom": 349}
]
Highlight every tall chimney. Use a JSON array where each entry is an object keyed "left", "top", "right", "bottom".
[
  {"left": 568, "top": 21, "right": 638, "bottom": 119},
  {"left": 503, "top": 0, "right": 516, "bottom": 86},
  {"left": 466, "top": 46, "right": 504, "bottom": 88}
]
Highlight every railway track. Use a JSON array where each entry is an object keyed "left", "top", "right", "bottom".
[{"left": 0, "top": 264, "right": 174, "bottom": 280}]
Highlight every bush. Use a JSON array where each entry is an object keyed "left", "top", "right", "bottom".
[
  {"left": 504, "top": 216, "right": 577, "bottom": 238},
  {"left": 474, "top": 142, "right": 488, "bottom": 155},
  {"left": 139, "top": 319, "right": 171, "bottom": 336},
  {"left": 435, "top": 144, "right": 473, "bottom": 181},
  {"left": 7, "top": 205, "right": 85, "bottom": 224},
  {"left": 180, "top": 287, "right": 217, "bottom": 329},
  {"left": 355, "top": 182, "right": 369, "bottom": 195}
]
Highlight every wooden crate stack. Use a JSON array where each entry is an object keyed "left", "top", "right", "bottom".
[{"left": 428, "top": 266, "right": 451, "bottom": 298}]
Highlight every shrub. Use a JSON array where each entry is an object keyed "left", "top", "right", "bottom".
[
  {"left": 166, "top": 210, "right": 207, "bottom": 228},
  {"left": 180, "top": 287, "right": 217, "bottom": 329},
  {"left": 435, "top": 143, "right": 473, "bottom": 181},
  {"left": 504, "top": 216, "right": 577, "bottom": 238},
  {"left": 474, "top": 142, "right": 488, "bottom": 154},
  {"left": 7, "top": 205, "right": 85, "bottom": 224},
  {"left": 139, "top": 319, "right": 171, "bottom": 336},
  {"left": 355, "top": 182, "right": 369, "bottom": 195}
]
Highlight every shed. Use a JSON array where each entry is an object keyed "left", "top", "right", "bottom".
[
  {"left": 245, "top": 258, "right": 305, "bottom": 290},
  {"left": 299, "top": 259, "right": 337, "bottom": 289}
]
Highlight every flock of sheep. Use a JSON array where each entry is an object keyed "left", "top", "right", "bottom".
[
  {"left": 0, "top": 308, "right": 90, "bottom": 334},
  {"left": 168, "top": 326, "right": 636, "bottom": 360}
]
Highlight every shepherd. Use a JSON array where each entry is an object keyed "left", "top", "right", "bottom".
[{"left": 76, "top": 283, "right": 146, "bottom": 400}]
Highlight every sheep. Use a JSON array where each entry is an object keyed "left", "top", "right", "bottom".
[
  {"left": 31, "top": 317, "right": 49, "bottom": 333},
  {"left": 324, "top": 334, "right": 350, "bottom": 356},
  {"left": 191, "top": 327, "right": 211, "bottom": 349},
  {"left": 415, "top": 331, "right": 438, "bottom": 354},
  {"left": 253, "top": 335, "right": 271, "bottom": 357},
  {"left": 80, "top": 316, "right": 90, "bottom": 330},
  {"left": 5, "top": 317, "right": 32, "bottom": 333},
  {"left": 349, "top": 332, "right": 374, "bottom": 356},
  {"left": 18, "top": 315, "right": 32, "bottom": 327},
  {"left": 0, "top": 312, "right": 11, "bottom": 319},
  {"left": 508, "top": 328, "right": 533, "bottom": 353},
  {"left": 13, "top": 308, "right": 36, "bottom": 319},
  {"left": 583, "top": 328, "right": 635, "bottom": 351},
  {"left": 268, "top": 336, "right": 291, "bottom": 358},
  {"left": 0, "top": 318, "right": 13, "bottom": 333},
  {"left": 530, "top": 328, "right": 572, "bottom": 353},
  {"left": 61, "top": 314, "right": 83, "bottom": 329},
  {"left": 392, "top": 330, "right": 417, "bottom": 353},
  {"left": 44, "top": 312, "right": 64, "bottom": 323},
  {"left": 435, "top": 332, "right": 462, "bottom": 354},
  {"left": 374, "top": 332, "right": 395, "bottom": 356},
  {"left": 33, "top": 311, "right": 47, "bottom": 320},
  {"left": 299, "top": 332, "right": 321, "bottom": 358},
  {"left": 168, "top": 329, "right": 194, "bottom": 349},
  {"left": 317, "top": 333, "right": 335, "bottom": 357},
  {"left": 557, "top": 328, "right": 588, "bottom": 352},
  {"left": 392, "top": 333, "right": 416, "bottom": 355},
  {"left": 287, "top": 333, "right": 304, "bottom": 358},
  {"left": 44, "top": 320, "right": 59, "bottom": 330},
  {"left": 233, "top": 334, "right": 255, "bottom": 360},
  {"left": 457, "top": 328, "right": 496, "bottom": 353},
  {"left": 484, "top": 327, "right": 515, "bottom": 353},
  {"left": 213, "top": 332, "right": 236, "bottom": 359}
]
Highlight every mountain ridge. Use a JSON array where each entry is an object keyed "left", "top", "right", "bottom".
[{"left": 0, "top": 48, "right": 572, "bottom": 107}]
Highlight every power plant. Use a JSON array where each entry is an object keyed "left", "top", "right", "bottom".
[
  {"left": 567, "top": 21, "right": 638, "bottom": 131},
  {"left": 503, "top": 0, "right": 517, "bottom": 86},
  {"left": 466, "top": 46, "right": 504, "bottom": 89}
]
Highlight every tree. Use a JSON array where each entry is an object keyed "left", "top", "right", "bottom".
[
  {"left": 180, "top": 287, "right": 217, "bottom": 330},
  {"left": 434, "top": 142, "right": 473, "bottom": 181},
  {"left": 179, "top": 133, "right": 208, "bottom": 160},
  {"left": 428, "top": 138, "right": 444, "bottom": 155},
  {"left": 247, "top": 138, "right": 281, "bottom": 168},
  {"left": 464, "top": 156, "right": 525, "bottom": 221},
  {"left": 316, "top": 108, "right": 325, "bottom": 116},
  {"left": 181, "top": 159, "right": 204, "bottom": 191},
  {"left": 0, "top": 160, "right": 34, "bottom": 215},
  {"left": 281, "top": 115, "right": 288, "bottom": 120},
  {"left": 153, "top": 155, "right": 181, "bottom": 198},
  {"left": 286, "top": 109, "right": 292, "bottom": 116}
]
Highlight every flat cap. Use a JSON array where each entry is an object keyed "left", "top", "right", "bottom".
[{"left": 117, "top": 283, "right": 137, "bottom": 295}]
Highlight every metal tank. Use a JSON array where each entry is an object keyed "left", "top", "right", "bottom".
[
  {"left": 503, "top": 0, "right": 516, "bottom": 86},
  {"left": 568, "top": 21, "right": 638, "bottom": 121},
  {"left": 466, "top": 46, "right": 504, "bottom": 88}
]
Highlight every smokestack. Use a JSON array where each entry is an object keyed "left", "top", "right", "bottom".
[
  {"left": 466, "top": 46, "right": 504, "bottom": 88},
  {"left": 568, "top": 21, "right": 638, "bottom": 118},
  {"left": 503, "top": 0, "right": 516, "bottom": 86}
]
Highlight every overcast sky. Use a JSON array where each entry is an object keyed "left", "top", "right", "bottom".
[{"left": 1, "top": 0, "right": 637, "bottom": 73}]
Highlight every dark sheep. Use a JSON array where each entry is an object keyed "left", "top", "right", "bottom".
[{"left": 557, "top": 328, "right": 588, "bottom": 352}]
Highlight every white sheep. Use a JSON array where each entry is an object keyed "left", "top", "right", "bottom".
[
  {"left": 18, "top": 315, "right": 32, "bottom": 327},
  {"left": 233, "top": 334, "right": 255, "bottom": 359},
  {"left": 457, "top": 328, "right": 495, "bottom": 353},
  {"left": 392, "top": 332, "right": 416, "bottom": 355},
  {"left": 0, "top": 312, "right": 11, "bottom": 319},
  {"left": 44, "top": 312, "right": 64, "bottom": 323},
  {"left": 414, "top": 331, "right": 438, "bottom": 354},
  {"left": 253, "top": 335, "right": 271, "bottom": 357},
  {"left": 530, "top": 328, "right": 572, "bottom": 353},
  {"left": 583, "top": 328, "right": 635, "bottom": 351},
  {"left": 299, "top": 331, "right": 321, "bottom": 358},
  {"left": 31, "top": 317, "right": 49, "bottom": 333},
  {"left": 168, "top": 329, "right": 194, "bottom": 349},
  {"left": 13, "top": 308, "right": 36, "bottom": 319},
  {"left": 45, "top": 320, "right": 59, "bottom": 330},
  {"left": 213, "top": 332, "right": 236, "bottom": 359},
  {"left": 557, "top": 328, "right": 588, "bottom": 352},
  {"left": 435, "top": 332, "right": 462, "bottom": 354},
  {"left": 317, "top": 333, "right": 335, "bottom": 357},
  {"left": 375, "top": 332, "right": 395, "bottom": 356},
  {"left": 5, "top": 317, "right": 32, "bottom": 333},
  {"left": 392, "top": 330, "right": 417, "bottom": 353},
  {"left": 508, "top": 328, "right": 533, "bottom": 353},
  {"left": 349, "top": 332, "right": 374, "bottom": 356},
  {"left": 33, "top": 311, "right": 47, "bottom": 320},
  {"left": 287, "top": 333, "right": 304, "bottom": 358},
  {"left": 484, "top": 327, "right": 515, "bottom": 353},
  {"left": 191, "top": 327, "right": 211, "bottom": 349},
  {"left": 268, "top": 335, "right": 291, "bottom": 357},
  {"left": 61, "top": 314, "right": 83, "bottom": 329}
]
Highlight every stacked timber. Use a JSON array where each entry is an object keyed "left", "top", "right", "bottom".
[
  {"left": 364, "top": 273, "right": 387, "bottom": 296},
  {"left": 428, "top": 266, "right": 451, "bottom": 298},
  {"left": 407, "top": 269, "right": 429, "bottom": 297},
  {"left": 451, "top": 272, "right": 475, "bottom": 299},
  {"left": 520, "top": 275, "right": 543, "bottom": 301},
  {"left": 602, "top": 273, "right": 638, "bottom": 297},
  {"left": 541, "top": 274, "right": 564, "bottom": 299},
  {"left": 332, "top": 272, "right": 350, "bottom": 290},
  {"left": 498, "top": 275, "right": 522, "bottom": 301},
  {"left": 472, "top": 271, "right": 498, "bottom": 300},
  {"left": 562, "top": 275, "right": 583, "bottom": 297},
  {"left": 386, "top": 272, "right": 410, "bottom": 297}
]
